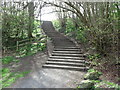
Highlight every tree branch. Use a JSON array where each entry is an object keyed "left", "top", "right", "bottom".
[{"left": 64, "top": 2, "right": 89, "bottom": 26}]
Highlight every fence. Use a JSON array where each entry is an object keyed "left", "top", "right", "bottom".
[{"left": 3, "top": 35, "right": 47, "bottom": 57}]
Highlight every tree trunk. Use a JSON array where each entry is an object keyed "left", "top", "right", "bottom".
[{"left": 28, "top": 2, "right": 34, "bottom": 38}]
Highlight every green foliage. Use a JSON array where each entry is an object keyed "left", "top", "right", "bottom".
[
  {"left": 33, "top": 20, "right": 41, "bottom": 37},
  {"left": 65, "top": 19, "right": 76, "bottom": 34},
  {"left": 91, "top": 80, "right": 101, "bottom": 83},
  {"left": 85, "top": 69, "right": 102, "bottom": 80},
  {"left": 87, "top": 54, "right": 101, "bottom": 66},
  {"left": 52, "top": 20, "right": 61, "bottom": 31},
  {"left": 88, "top": 69, "right": 102, "bottom": 75},
  {"left": 94, "top": 81, "right": 120, "bottom": 89},
  {"left": 2, "top": 12, "right": 46, "bottom": 57},
  {"left": 1, "top": 56, "right": 19, "bottom": 64},
  {"left": 16, "top": 40, "right": 46, "bottom": 58},
  {"left": 54, "top": 3, "right": 119, "bottom": 68},
  {"left": 78, "top": 80, "right": 120, "bottom": 89},
  {"left": 76, "top": 27, "right": 87, "bottom": 43},
  {"left": 2, "top": 4, "right": 45, "bottom": 57},
  {"left": 54, "top": 19, "right": 87, "bottom": 43},
  {"left": 78, "top": 80, "right": 95, "bottom": 89},
  {"left": 78, "top": 68, "right": 119, "bottom": 89},
  {"left": 91, "top": 30, "right": 116, "bottom": 55},
  {"left": 2, "top": 11, "right": 29, "bottom": 40},
  {"left": 76, "top": 86, "right": 81, "bottom": 88},
  {"left": 1, "top": 68, "right": 31, "bottom": 88},
  {"left": 88, "top": 54, "right": 100, "bottom": 61}
]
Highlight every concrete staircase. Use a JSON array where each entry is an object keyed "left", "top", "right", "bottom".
[{"left": 41, "top": 21, "right": 88, "bottom": 71}]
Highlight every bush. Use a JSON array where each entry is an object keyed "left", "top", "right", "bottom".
[
  {"left": 78, "top": 80, "right": 95, "bottom": 89},
  {"left": 84, "top": 69, "right": 102, "bottom": 80},
  {"left": 94, "top": 81, "right": 120, "bottom": 89}
]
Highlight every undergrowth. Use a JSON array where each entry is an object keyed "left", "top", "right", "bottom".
[
  {"left": 1, "top": 56, "right": 31, "bottom": 88},
  {"left": 1, "top": 56, "right": 19, "bottom": 64},
  {"left": 1, "top": 68, "right": 30, "bottom": 88},
  {"left": 16, "top": 41, "right": 46, "bottom": 58},
  {"left": 77, "top": 69, "right": 120, "bottom": 89}
]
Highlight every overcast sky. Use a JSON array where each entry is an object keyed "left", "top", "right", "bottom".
[
  {"left": 41, "top": 7, "right": 57, "bottom": 21},
  {"left": 36, "top": 6, "right": 57, "bottom": 21}
]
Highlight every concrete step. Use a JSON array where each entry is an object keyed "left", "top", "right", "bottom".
[
  {"left": 51, "top": 53, "right": 85, "bottom": 57},
  {"left": 53, "top": 44, "right": 75, "bottom": 46},
  {"left": 53, "top": 39, "right": 72, "bottom": 41},
  {"left": 53, "top": 42, "right": 73, "bottom": 44},
  {"left": 48, "top": 58, "right": 86, "bottom": 63},
  {"left": 54, "top": 48, "right": 80, "bottom": 51},
  {"left": 53, "top": 40, "right": 72, "bottom": 42},
  {"left": 52, "top": 51, "right": 82, "bottom": 54},
  {"left": 55, "top": 47, "right": 80, "bottom": 49},
  {"left": 49, "top": 56, "right": 85, "bottom": 60},
  {"left": 46, "top": 61, "right": 85, "bottom": 67},
  {"left": 42, "top": 64, "right": 89, "bottom": 71}
]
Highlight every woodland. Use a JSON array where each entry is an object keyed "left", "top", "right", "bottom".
[{"left": 0, "top": 1, "right": 119, "bottom": 89}]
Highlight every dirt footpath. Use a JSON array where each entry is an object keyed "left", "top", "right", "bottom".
[{"left": 8, "top": 51, "right": 86, "bottom": 88}]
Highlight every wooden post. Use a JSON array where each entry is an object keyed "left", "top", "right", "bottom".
[
  {"left": 36, "top": 38, "right": 39, "bottom": 51},
  {"left": 16, "top": 41, "right": 19, "bottom": 51},
  {"left": 46, "top": 36, "right": 48, "bottom": 51}
]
